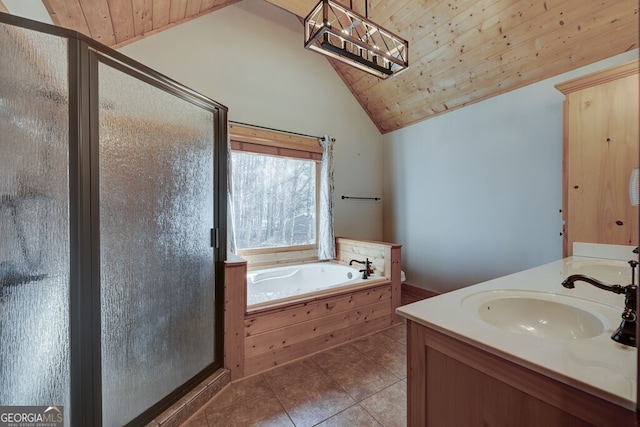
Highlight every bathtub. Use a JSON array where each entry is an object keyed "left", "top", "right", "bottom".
[{"left": 246, "top": 262, "right": 383, "bottom": 307}]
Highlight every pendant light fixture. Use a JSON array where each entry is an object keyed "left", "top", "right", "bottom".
[{"left": 304, "top": 0, "right": 409, "bottom": 79}]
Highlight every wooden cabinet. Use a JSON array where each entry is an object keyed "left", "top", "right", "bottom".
[
  {"left": 406, "top": 320, "right": 635, "bottom": 426},
  {"left": 556, "top": 60, "right": 639, "bottom": 256}
]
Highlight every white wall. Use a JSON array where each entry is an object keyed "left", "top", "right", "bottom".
[
  {"left": 383, "top": 50, "right": 639, "bottom": 294},
  {"left": 118, "top": 0, "right": 384, "bottom": 240}
]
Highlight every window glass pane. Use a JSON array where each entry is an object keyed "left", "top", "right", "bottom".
[{"left": 231, "top": 151, "right": 316, "bottom": 250}]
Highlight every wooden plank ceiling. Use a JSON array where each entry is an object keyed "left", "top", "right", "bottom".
[{"left": 3, "top": 0, "right": 639, "bottom": 133}]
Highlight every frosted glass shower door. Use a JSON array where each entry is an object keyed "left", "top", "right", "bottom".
[
  {"left": 96, "top": 57, "right": 216, "bottom": 426},
  {"left": 0, "top": 23, "right": 71, "bottom": 420}
]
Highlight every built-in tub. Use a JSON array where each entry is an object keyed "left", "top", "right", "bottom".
[
  {"left": 247, "top": 262, "right": 384, "bottom": 308},
  {"left": 224, "top": 238, "right": 403, "bottom": 379}
]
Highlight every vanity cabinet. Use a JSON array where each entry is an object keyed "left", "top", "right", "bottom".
[
  {"left": 406, "top": 320, "right": 635, "bottom": 426},
  {"left": 556, "top": 59, "right": 639, "bottom": 256}
]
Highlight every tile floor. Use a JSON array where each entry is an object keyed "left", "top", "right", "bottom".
[{"left": 182, "top": 322, "right": 409, "bottom": 427}]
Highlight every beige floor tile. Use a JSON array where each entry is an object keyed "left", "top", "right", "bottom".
[
  {"left": 363, "top": 340, "right": 406, "bottom": 379},
  {"left": 207, "top": 375, "right": 272, "bottom": 410},
  {"left": 205, "top": 391, "right": 293, "bottom": 427},
  {"left": 272, "top": 370, "right": 356, "bottom": 427},
  {"left": 181, "top": 408, "right": 209, "bottom": 427},
  {"left": 314, "top": 404, "right": 383, "bottom": 427},
  {"left": 180, "top": 320, "right": 411, "bottom": 426},
  {"left": 323, "top": 356, "right": 399, "bottom": 401},
  {"left": 262, "top": 357, "right": 324, "bottom": 390},
  {"left": 350, "top": 331, "right": 396, "bottom": 354},
  {"left": 311, "top": 343, "right": 362, "bottom": 370},
  {"left": 360, "top": 380, "right": 407, "bottom": 427},
  {"left": 381, "top": 323, "right": 407, "bottom": 343}
]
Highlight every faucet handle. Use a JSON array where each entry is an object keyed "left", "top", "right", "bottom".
[{"left": 629, "top": 260, "right": 638, "bottom": 286}]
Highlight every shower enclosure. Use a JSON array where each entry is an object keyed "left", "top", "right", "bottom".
[{"left": 0, "top": 14, "right": 227, "bottom": 426}]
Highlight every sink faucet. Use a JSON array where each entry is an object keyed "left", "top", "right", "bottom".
[
  {"left": 349, "top": 258, "right": 373, "bottom": 279},
  {"left": 561, "top": 260, "right": 638, "bottom": 347}
]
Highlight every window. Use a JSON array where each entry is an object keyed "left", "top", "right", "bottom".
[
  {"left": 229, "top": 125, "right": 323, "bottom": 253},
  {"left": 231, "top": 151, "right": 317, "bottom": 249}
]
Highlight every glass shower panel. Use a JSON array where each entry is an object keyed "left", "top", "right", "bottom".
[
  {"left": 0, "top": 22, "right": 71, "bottom": 420},
  {"left": 97, "top": 59, "right": 215, "bottom": 426}
]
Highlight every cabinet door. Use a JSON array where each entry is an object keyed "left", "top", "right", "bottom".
[{"left": 564, "top": 71, "right": 639, "bottom": 254}]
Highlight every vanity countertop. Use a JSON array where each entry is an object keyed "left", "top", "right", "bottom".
[{"left": 397, "top": 245, "right": 638, "bottom": 410}]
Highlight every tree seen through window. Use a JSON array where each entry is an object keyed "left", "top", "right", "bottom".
[{"left": 231, "top": 151, "right": 317, "bottom": 250}]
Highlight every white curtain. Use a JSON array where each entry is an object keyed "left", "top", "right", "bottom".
[
  {"left": 227, "top": 126, "right": 237, "bottom": 254},
  {"left": 318, "top": 135, "right": 336, "bottom": 260}
]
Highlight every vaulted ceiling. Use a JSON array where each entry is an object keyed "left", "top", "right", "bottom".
[{"left": 0, "top": 0, "right": 638, "bottom": 133}]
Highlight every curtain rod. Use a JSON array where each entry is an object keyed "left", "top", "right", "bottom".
[
  {"left": 341, "top": 195, "right": 381, "bottom": 201},
  {"left": 229, "top": 120, "right": 322, "bottom": 140}
]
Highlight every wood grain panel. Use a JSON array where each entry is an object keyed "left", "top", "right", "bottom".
[
  {"left": 374, "top": 19, "right": 639, "bottom": 132},
  {"left": 244, "top": 314, "right": 392, "bottom": 376},
  {"left": 426, "top": 347, "right": 595, "bottom": 426},
  {"left": 340, "top": 0, "right": 637, "bottom": 132},
  {"left": 131, "top": 0, "right": 153, "bottom": 36},
  {"left": 169, "top": 0, "right": 188, "bottom": 22},
  {"left": 224, "top": 259, "right": 247, "bottom": 380},
  {"left": 335, "top": 238, "right": 393, "bottom": 276},
  {"left": 201, "top": 0, "right": 233, "bottom": 10},
  {"left": 264, "top": 0, "right": 317, "bottom": 19},
  {"left": 112, "top": 0, "right": 241, "bottom": 49},
  {"left": 558, "top": 60, "right": 639, "bottom": 254},
  {"left": 152, "top": 0, "right": 171, "bottom": 29},
  {"left": 186, "top": 0, "right": 203, "bottom": 16},
  {"left": 359, "top": 0, "right": 634, "bottom": 115},
  {"left": 245, "top": 285, "right": 392, "bottom": 335},
  {"left": 389, "top": 245, "right": 402, "bottom": 323},
  {"left": 27, "top": 0, "right": 640, "bottom": 132},
  {"left": 245, "top": 300, "right": 391, "bottom": 357},
  {"left": 229, "top": 123, "right": 322, "bottom": 153},
  {"left": 78, "top": 0, "right": 115, "bottom": 45},
  {"left": 406, "top": 320, "right": 427, "bottom": 426},
  {"left": 107, "top": 0, "right": 134, "bottom": 44},
  {"left": 239, "top": 248, "right": 318, "bottom": 270},
  {"left": 42, "top": 0, "right": 91, "bottom": 36}
]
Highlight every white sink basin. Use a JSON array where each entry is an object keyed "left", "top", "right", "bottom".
[{"left": 462, "top": 290, "right": 618, "bottom": 340}]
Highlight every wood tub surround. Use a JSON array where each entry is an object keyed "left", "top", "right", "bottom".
[
  {"left": 224, "top": 237, "right": 402, "bottom": 380},
  {"left": 334, "top": 237, "right": 403, "bottom": 324},
  {"left": 223, "top": 254, "right": 247, "bottom": 381},
  {"left": 244, "top": 283, "right": 393, "bottom": 377}
]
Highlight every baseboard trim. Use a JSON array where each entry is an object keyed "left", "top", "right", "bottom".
[
  {"left": 150, "top": 368, "right": 230, "bottom": 426},
  {"left": 402, "top": 282, "right": 439, "bottom": 300}
]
